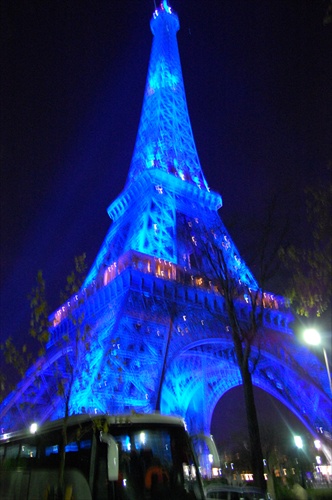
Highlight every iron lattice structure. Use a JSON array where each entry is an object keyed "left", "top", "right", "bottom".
[{"left": 1, "top": 2, "right": 331, "bottom": 453}]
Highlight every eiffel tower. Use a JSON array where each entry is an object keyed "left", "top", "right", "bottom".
[{"left": 1, "top": 1, "right": 331, "bottom": 453}]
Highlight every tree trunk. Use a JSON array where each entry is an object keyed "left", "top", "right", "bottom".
[
  {"left": 155, "top": 305, "right": 175, "bottom": 412},
  {"left": 242, "top": 364, "right": 266, "bottom": 492}
]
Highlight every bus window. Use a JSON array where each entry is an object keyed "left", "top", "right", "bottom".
[
  {"left": 21, "top": 443, "right": 37, "bottom": 458},
  {"left": 95, "top": 424, "right": 204, "bottom": 499},
  {"left": 5, "top": 444, "right": 19, "bottom": 459}
]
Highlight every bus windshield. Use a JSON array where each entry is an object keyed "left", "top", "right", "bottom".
[
  {"left": 100, "top": 423, "right": 202, "bottom": 499},
  {"left": 0, "top": 414, "right": 206, "bottom": 500}
]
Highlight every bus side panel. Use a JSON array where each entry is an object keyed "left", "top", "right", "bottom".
[
  {"left": 0, "top": 469, "right": 92, "bottom": 500},
  {"left": 0, "top": 470, "right": 31, "bottom": 499}
]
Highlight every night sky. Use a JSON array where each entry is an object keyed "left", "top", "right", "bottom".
[{"left": 1, "top": 1, "right": 331, "bottom": 446}]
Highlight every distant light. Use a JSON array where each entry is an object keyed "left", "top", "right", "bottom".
[
  {"left": 140, "top": 432, "right": 146, "bottom": 445},
  {"left": 303, "top": 328, "right": 321, "bottom": 346},
  {"left": 183, "top": 464, "right": 190, "bottom": 479},
  {"left": 212, "top": 467, "right": 219, "bottom": 477},
  {"left": 314, "top": 439, "right": 321, "bottom": 449},
  {"left": 294, "top": 435, "right": 303, "bottom": 449},
  {"left": 30, "top": 423, "right": 38, "bottom": 434},
  {"left": 316, "top": 456, "right": 322, "bottom": 465}
]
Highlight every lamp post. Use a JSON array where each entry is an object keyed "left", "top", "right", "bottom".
[
  {"left": 294, "top": 435, "right": 306, "bottom": 489},
  {"left": 303, "top": 328, "right": 332, "bottom": 395}
]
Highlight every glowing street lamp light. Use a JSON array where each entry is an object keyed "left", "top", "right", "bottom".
[
  {"left": 29, "top": 422, "right": 38, "bottom": 434},
  {"left": 303, "top": 328, "right": 321, "bottom": 346},
  {"left": 303, "top": 328, "right": 332, "bottom": 394},
  {"left": 294, "top": 435, "right": 303, "bottom": 449}
]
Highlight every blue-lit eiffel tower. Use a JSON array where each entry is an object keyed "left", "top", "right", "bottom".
[{"left": 1, "top": 1, "right": 331, "bottom": 449}]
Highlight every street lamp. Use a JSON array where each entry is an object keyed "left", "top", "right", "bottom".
[
  {"left": 294, "top": 435, "right": 306, "bottom": 488},
  {"left": 303, "top": 328, "right": 332, "bottom": 394}
]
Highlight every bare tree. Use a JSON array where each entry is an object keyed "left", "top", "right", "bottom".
[
  {"left": 205, "top": 233, "right": 266, "bottom": 491},
  {"left": 1, "top": 254, "right": 91, "bottom": 497},
  {"left": 186, "top": 203, "right": 288, "bottom": 493}
]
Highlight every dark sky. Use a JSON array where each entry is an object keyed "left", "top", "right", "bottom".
[
  {"left": 211, "top": 385, "right": 312, "bottom": 456},
  {"left": 1, "top": 1, "right": 331, "bottom": 446}
]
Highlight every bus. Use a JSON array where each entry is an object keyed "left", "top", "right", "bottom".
[{"left": 0, "top": 412, "right": 212, "bottom": 499}]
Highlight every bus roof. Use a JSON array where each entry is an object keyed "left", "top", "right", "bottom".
[{"left": 0, "top": 412, "right": 186, "bottom": 444}]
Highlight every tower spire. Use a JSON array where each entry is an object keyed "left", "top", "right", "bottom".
[{"left": 127, "top": 1, "right": 209, "bottom": 191}]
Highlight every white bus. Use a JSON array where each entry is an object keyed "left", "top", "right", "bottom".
[{"left": 0, "top": 412, "right": 209, "bottom": 499}]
